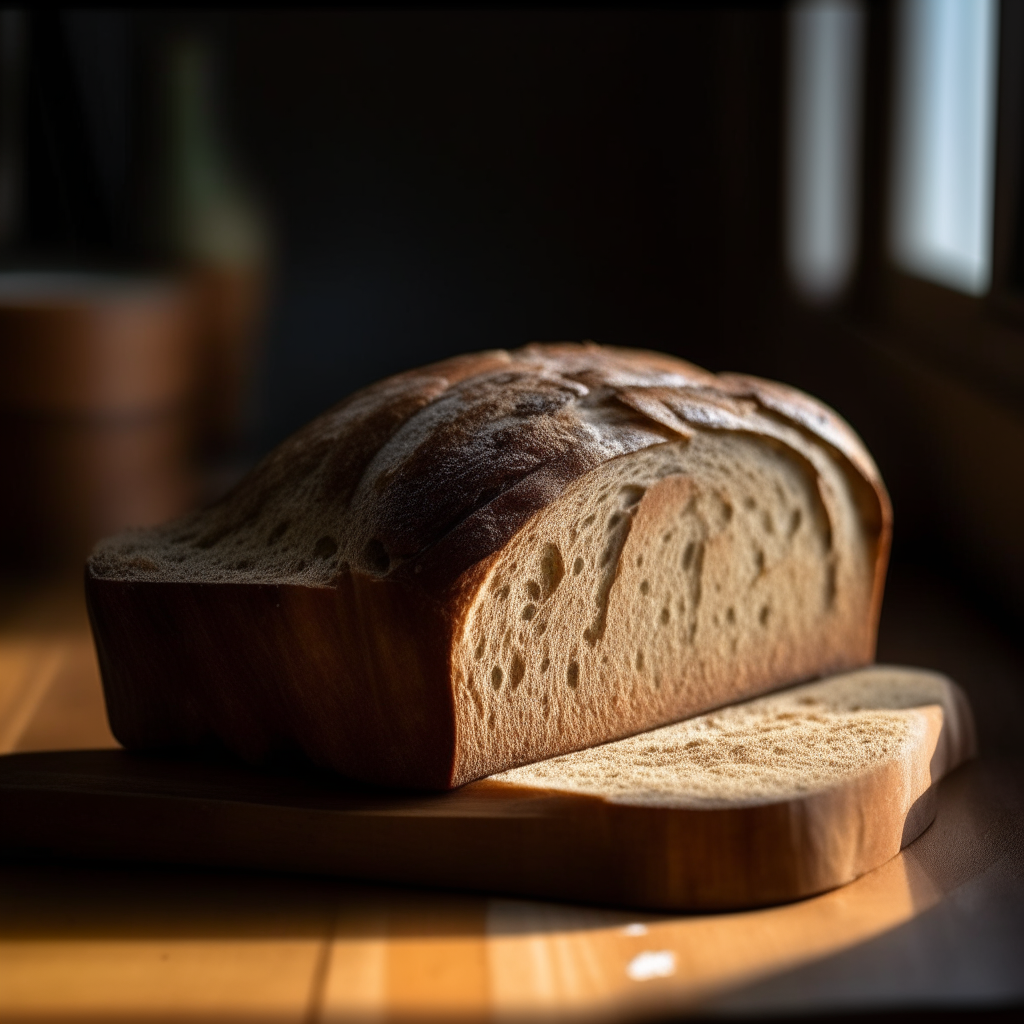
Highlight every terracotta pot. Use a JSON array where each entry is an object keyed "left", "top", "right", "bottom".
[{"left": 0, "top": 272, "right": 199, "bottom": 572}]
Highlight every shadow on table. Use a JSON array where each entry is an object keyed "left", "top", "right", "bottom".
[{"left": 695, "top": 764, "right": 1024, "bottom": 1018}]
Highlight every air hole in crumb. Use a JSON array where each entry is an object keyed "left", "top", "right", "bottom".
[
  {"left": 522, "top": 603, "right": 537, "bottom": 621},
  {"left": 620, "top": 485, "right": 645, "bottom": 508},
  {"left": 527, "top": 580, "right": 541, "bottom": 600},
  {"left": 475, "top": 640, "right": 486, "bottom": 660},
  {"left": 497, "top": 585, "right": 510, "bottom": 601},
  {"left": 726, "top": 606, "right": 736, "bottom": 624},
  {"left": 753, "top": 548, "right": 765, "bottom": 577},
  {"left": 582, "top": 514, "right": 596, "bottom": 528},
  {"left": 539, "top": 543, "right": 564, "bottom": 597},
  {"left": 635, "top": 650, "right": 644, "bottom": 671},
  {"left": 759, "top": 604, "right": 771, "bottom": 626},
  {"left": 361, "top": 538, "right": 390, "bottom": 572},
  {"left": 744, "top": 497, "right": 757, "bottom": 510},
  {"left": 682, "top": 542, "right": 696, "bottom": 570},
  {"left": 636, "top": 555, "right": 644, "bottom": 568},
  {"left": 313, "top": 536, "right": 339, "bottom": 560},
  {"left": 537, "top": 620, "right": 548, "bottom": 635},
  {"left": 662, "top": 531, "right": 673, "bottom": 543},
  {"left": 566, "top": 661, "right": 579, "bottom": 688},
  {"left": 509, "top": 652, "right": 526, "bottom": 689},
  {"left": 660, "top": 606, "right": 670, "bottom": 625},
  {"left": 573, "top": 557, "right": 584, "bottom": 575},
  {"left": 789, "top": 508, "right": 802, "bottom": 536},
  {"left": 640, "top": 580, "right": 650, "bottom": 596},
  {"left": 540, "top": 656, "right": 550, "bottom": 673},
  {"left": 268, "top": 521, "right": 290, "bottom": 544},
  {"left": 491, "top": 666, "right": 503, "bottom": 689}
]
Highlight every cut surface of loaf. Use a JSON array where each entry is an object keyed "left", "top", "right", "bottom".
[{"left": 86, "top": 343, "right": 892, "bottom": 789}]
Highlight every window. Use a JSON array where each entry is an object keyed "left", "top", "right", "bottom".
[
  {"left": 785, "top": 0, "right": 865, "bottom": 304},
  {"left": 889, "top": 0, "right": 999, "bottom": 296}
]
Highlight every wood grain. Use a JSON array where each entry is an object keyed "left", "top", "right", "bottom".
[
  {"left": 0, "top": 863, "right": 340, "bottom": 1024},
  {"left": 1, "top": 586, "right": 1021, "bottom": 1022},
  {"left": 0, "top": 588, "right": 117, "bottom": 756},
  {"left": 1, "top": 760, "right": 1020, "bottom": 1023}
]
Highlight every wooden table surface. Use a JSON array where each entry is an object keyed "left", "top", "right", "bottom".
[{"left": 1, "top": 573, "right": 1022, "bottom": 1022}]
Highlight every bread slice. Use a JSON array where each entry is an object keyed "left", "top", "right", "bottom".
[
  {"left": 86, "top": 343, "right": 891, "bottom": 789},
  {"left": 0, "top": 668, "right": 975, "bottom": 909},
  {"left": 494, "top": 666, "right": 974, "bottom": 808},
  {"left": 494, "top": 665, "right": 976, "bottom": 907}
]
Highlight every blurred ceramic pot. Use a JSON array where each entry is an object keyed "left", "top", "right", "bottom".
[{"left": 0, "top": 272, "right": 198, "bottom": 573}]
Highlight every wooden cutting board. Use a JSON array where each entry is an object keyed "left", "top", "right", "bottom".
[{"left": 0, "top": 667, "right": 974, "bottom": 912}]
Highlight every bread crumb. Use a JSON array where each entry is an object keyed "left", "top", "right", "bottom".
[{"left": 493, "top": 668, "right": 950, "bottom": 808}]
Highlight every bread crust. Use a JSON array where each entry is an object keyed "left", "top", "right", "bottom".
[{"left": 87, "top": 343, "right": 892, "bottom": 788}]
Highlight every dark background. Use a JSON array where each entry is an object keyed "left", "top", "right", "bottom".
[
  {"left": 227, "top": 9, "right": 786, "bottom": 451},
  {"left": 20, "top": 10, "right": 785, "bottom": 448},
  {"left": 6, "top": 7, "right": 1024, "bottom": 630}
]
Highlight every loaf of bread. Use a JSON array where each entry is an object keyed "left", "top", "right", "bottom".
[{"left": 86, "top": 343, "right": 891, "bottom": 789}]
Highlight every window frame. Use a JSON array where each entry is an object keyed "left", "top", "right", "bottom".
[{"left": 812, "top": 0, "right": 1024, "bottom": 407}]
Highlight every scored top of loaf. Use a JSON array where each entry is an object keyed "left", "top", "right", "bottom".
[{"left": 88, "top": 342, "right": 891, "bottom": 592}]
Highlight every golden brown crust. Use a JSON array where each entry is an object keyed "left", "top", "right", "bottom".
[
  {"left": 90, "top": 343, "right": 887, "bottom": 592},
  {"left": 87, "top": 572, "right": 460, "bottom": 788},
  {"left": 348, "top": 343, "right": 889, "bottom": 590}
]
